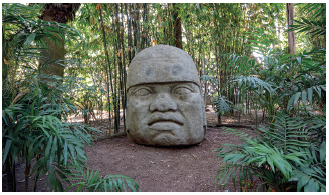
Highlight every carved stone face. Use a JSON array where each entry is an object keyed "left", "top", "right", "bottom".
[{"left": 126, "top": 45, "right": 206, "bottom": 146}]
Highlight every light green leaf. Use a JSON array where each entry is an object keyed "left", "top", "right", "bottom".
[
  {"left": 301, "top": 90, "right": 307, "bottom": 106},
  {"left": 297, "top": 175, "right": 310, "bottom": 192},
  {"left": 304, "top": 178, "right": 319, "bottom": 192},
  {"left": 319, "top": 141, "right": 326, "bottom": 162},
  {"left": 307, "top": 87, "right": 313, "bottom": 103},
  {"left": 294, "top": 92, "right": 301, "bottom": 107},
  {"left": 23, "top": 33, "right": 36, "bottom": 47},
  {"left": 2, "top": 140, "right": 12, "bottom": 165}
]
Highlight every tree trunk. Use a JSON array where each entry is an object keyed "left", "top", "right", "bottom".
[
  {"left": 286, "top": 3, "right": 296, "bottom": 54},
  {"left": 141, "top": 3, "right": 148, "bottom": 49},
  {"left": 5, "top": 152, "right": 16, "bottom": 192},
  {"left": 217, "top": 114, "right": 221, "bottom": 124},
  {"left": 39, "top": 3, "right": 80, "bottom": 77},
  {"left": 132, "top": 3, "right": 138, "bottom": 57},
  {"left": 39, "top": 32, "right": 65, "bottom": 77},
  {"left": 128, "top": 4, "right": 133, "bottom": 63},
  {"left": 122, "top": 3, "right": 127, "bottom": 133},
  {"left": 24, "top": 163, "right": 30, "bottom": 191},
  {"left": 173, "top": 3, "right": 182, "bottom": 49},
  {"left": 113, "top": 4, "right": 119, "bottom": 133}
]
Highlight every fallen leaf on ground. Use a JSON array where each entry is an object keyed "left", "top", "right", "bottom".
[{"left": 160, "top": 160, "right": 173, "bottom": 162}]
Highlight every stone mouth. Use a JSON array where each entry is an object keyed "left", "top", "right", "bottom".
[{"left": 148, "top": 114, "right": 183, "bottom": 126}]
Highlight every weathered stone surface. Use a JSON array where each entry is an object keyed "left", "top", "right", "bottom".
[{"left": 126, "top": 45, "right": 206, "bottom": 146}]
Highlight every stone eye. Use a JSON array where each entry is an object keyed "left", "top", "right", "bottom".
[
  {"left": 134, "top": 88, "right": 151, "bottom": 96},
  {"left": 173, "top": 87, "right": 193, "bottom": 95}
]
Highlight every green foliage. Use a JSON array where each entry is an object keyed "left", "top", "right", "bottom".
[
  {"left": 2, "top": 3, "right": 139, "bottom": 192},
  {"left": 200, "top": 75, "right": 219, "bottom": 85},
  {"left": 287, "top": 84, "right": 325, "bottom": 111},
  {"left": 213, "top": 4, "right": 326, "bottom": 191},
  {"left": 238, "top": 27, "right": 324, "bottom": 121},
  {"left": 2, "top": 3, "right": 83, "bottom": 60},
  {"left": 233, "top": 75, "right": 273, "bottom": 94},
  {"left": 289, "top": 3, "right": 326, "bottom": 38},
  {"left": 257, "top": 113, "right": 311, "bottom": 165},
  {"left": 289, "top": 141, "right": 326, "bottom": 192},
  {"left": 211, "top": 95, "right": 233, "bottom": 115},
  {"left": 306, "top": 112, "right": 326, "bottom": 144},
  {"left": 3, "top": 72, "right": 140, "bottom": 192},
  {"left": 2, "top": 74, "right": 98, "bottom": 191},
  {"left": 64, "top": 165, "right": 139, "bottom": 192},
  {"left": 213, "top": 113, "right": 325, "bottom": 192},
  {"left": 66, "top": 77, "right": 106, "bottom": 124}
]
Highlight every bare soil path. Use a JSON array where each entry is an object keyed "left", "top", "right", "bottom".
[{"left": 3, "top": 106, "right": 264, "bottom": 192}]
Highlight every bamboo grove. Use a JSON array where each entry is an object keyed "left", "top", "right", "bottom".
[
  {"left": 64, "top": 3, "right": 323, "bottom": 133},
  {"left": 3, "top": 3, "right": 326, "bottom": 133}
]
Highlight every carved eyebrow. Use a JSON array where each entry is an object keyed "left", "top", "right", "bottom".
[
  {"left": 129, "top": 86, "right": 153, "bottom": 95},
  {"left": 172, "top": 83, "right": 197, "bottom": 93},
  {"left": 127, "top": 81, "right": 200, "bottom": 93}
]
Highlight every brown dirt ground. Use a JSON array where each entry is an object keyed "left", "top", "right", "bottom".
[{"left": 2, "top": 106, "right": 267, "bottom": 192}]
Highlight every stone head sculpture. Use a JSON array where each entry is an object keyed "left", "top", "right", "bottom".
[{"left": 126, "top": 44, "right": 206, "bottom": 146}]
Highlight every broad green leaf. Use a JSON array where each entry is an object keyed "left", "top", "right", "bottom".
[
  {"left": 271, "top": 153, "right": 292, "bottom": 178},
  {"left": 23, "top": 33, "right": 36, "bottom": 47},
  {"left": 304, "top": 178, "right": 319, "bottom": 192},
  {"left": 126, "top": 179, "right": 135, "bottom": 192},
  {"left": 245, "top": 156, "right": 264, "bottom": 165},
  {"left": 44, "top": 135, "right": 53, "bottom": 167},
  {"left": 232, "top": 167, "right": 237, "bottom": 189},
  {"left": 294, "top": 92, "right": 301, "bottom": 107},
  {"left": 301, "top": 90, "right": 307, "bottom": 106},
  {"left": 2, "top": 140, "right": 12, "bottom": 165},
  {"left": 319, "top": 141, "right": 326, "bottom": 162},
  {"left": 297, "top": 174, "right": 310, "bottom": 192},
  {"left": 49, "top": 136, "right": 57, "bottom": 169}
]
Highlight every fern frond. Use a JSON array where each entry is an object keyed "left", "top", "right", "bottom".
[
  {"left": 233, "top": 75, "right": 273, "bottom": 93},
  {"left": 259, "top": 112, "right": 311, "bottom": 155},
  {"left": 101, "top": 175, "right": 140, "bottom": 192},
  {"left": 211, "top": 95, "right": 233, "bottom": 114},
  {"left": 64, "top": 166, "right": 139, "bottom": 192},
  {"left": 289, "top": 141, "right": 326, "bottom": 192}
]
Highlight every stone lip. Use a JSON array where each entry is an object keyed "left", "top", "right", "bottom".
[
  {"left": 148, "top": 123, "right": 182, "bottom": 131},
  {"left": 127, "top": 45, "right": 201, "bottom": 89},
  {"left": 147, "top": 113, "right": 184, "bottom": 126}
]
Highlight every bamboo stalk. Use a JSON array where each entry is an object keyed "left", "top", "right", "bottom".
[
  {"left": 98, "top": 5, "right": 113, "bottom": 135},
  {"left": 121, "top": 3, "right": 126, "bottom": 133},
  {"left": 113, "top": 4, "right": 119, "bottom": 133}
]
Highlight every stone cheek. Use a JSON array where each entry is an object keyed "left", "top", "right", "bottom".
[{"left": 126, "top": 83, "right": 205, "bottom": 146}]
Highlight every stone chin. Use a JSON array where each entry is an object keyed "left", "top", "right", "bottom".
[
  {"left": 153, "top": 133, "right": 204, "bottom": 146},
  {"left": 127, "top": 127, "right": 204, "bottom": 146},
  {"left": 151, "top": 133, "right": 186, "bottom": 146}
]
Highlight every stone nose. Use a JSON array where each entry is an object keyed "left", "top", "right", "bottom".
[{"left": 150, "top": 93, "right": 178, "bottom": 112}]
